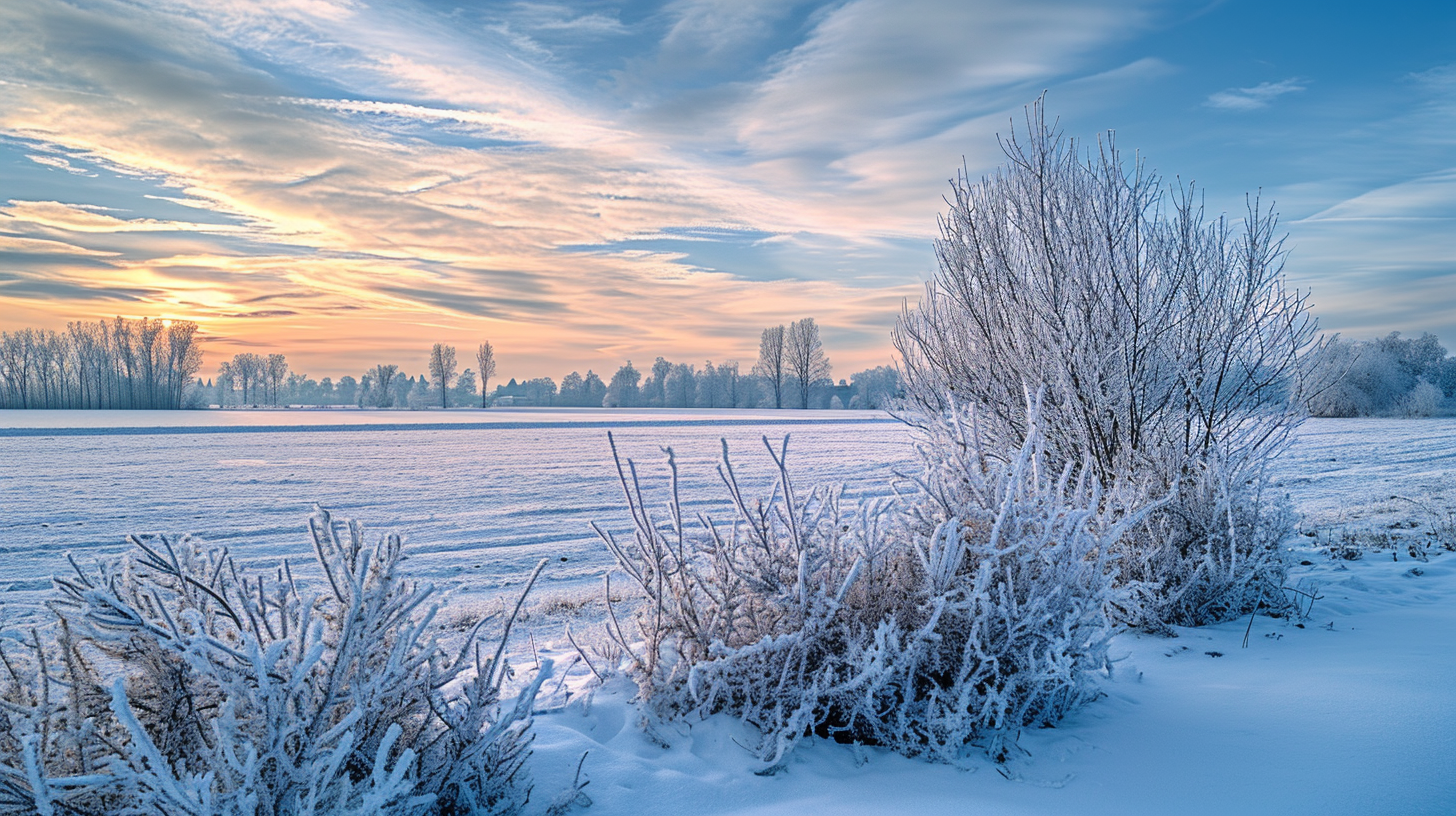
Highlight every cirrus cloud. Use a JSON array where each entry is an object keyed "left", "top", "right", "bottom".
[
  {"left": 3, "top": 0, "right": 1451, "bottom": 377},
  {"left": 1205, "top": 78, "right": 1306, "bottom": 111}
]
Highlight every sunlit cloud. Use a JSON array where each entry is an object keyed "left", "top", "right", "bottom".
[
  {"left": 25, "top": 154, "right": 96, "bottom": 176},
  {"left": 0, "top": 234, "right": 119, "bottom": 258},
  {"left": 1, "top": 0, "right": 1451, "bottom": 378},
  {"left": 3, "top": 200, "right": 252, "bottom": 234}
]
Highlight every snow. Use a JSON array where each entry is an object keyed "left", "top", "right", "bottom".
[
  {"left": 0, "top": 408, "right": 913, "bottom": 616},
  {"left": 0, "top": 406, "right": 888, "bottom": 431},
  {"left": 3, "top": 409, "right": 1454, "bottom": 813},
  {"left": 1268, "top": 417, "right": 1456, "bottom": 523},
  {"left": 530, "top": 566, "right": 1455, "bottom": 815}
]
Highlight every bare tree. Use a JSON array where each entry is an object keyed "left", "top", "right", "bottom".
[
  {"left": 429, "top": 343, "right": 458, "bottom": 408},
  {"left": 753, "top": 325, "right": 787, "bottom": 409},
  {"left": 663, "top": 362, "right": 697, "bottom": 408},
  {"left": 368, "top": 364, "right": 399, "bottom": 407},
  {"left": 1305, "top": 332, "right": 1453, "bottom": 417},
  {"left": 229, "top": 353, "right": 262, "bottom": 406},
  {"left": 895, "top": 99, "right": 1320, "bottom": 481},
  {"left": 0, "top": 317, "right": 205, "bottom": 409},
  {"left": 640, "top": 357, "right": 672, "bottom": 407},
  {"left": 850, "top": 365, "right": 900, "bottom": 409},
  {"left": 785, "top": 318, "right": 831, "bottom": 409},
  {"left": 720, "top": 360, "right": 742, "bottom": 407},
  {"left": 215, "top": 362, "right": 235, "bottom": 407},
  {"left": 476, "top": 342, "right": 496, "bottom": 407},
  {"left": 68, "top": 322, "right": 100, "bottom": 407},
  {"left": 265, "top": 353, "right": 289, "bottom": 406},
  {"left": 893, "top": 97, "right": 1326, "bottom": 626},
  {"left": 454, "top": 368, "right": 476, "bottom": 405},
  {"left": 0, "top": 329, "right": 35, "bottom": 407},
  {"left": 135, "top": 318, "right": 163, "bottom": 408},
  {"left": 112, "top": 317, "right": 137, "bottom": 407},
  {"left": 165, "top": 321, "right": 204, "bottom": 407},
  {"left": 605, "top": 361, "right": 641, "bottom": 407}
]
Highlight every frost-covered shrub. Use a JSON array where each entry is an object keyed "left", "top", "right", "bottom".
[
  {"left": 892, "top": 99, "right": 1315, "bottom": 626},
  {"left": 592, "top": 401, "right": 1156, "bottom": 768},
  {"left": 852, "top": 401, "right": 1161, "bottom": 761},
  {"left": 1400, "top": 379, "right": 1443, "bottom": 417},
  {"left": 1303, "top": 339, "right": 1390, "bottom": 417},
  {"left": 1304, "top": 333, "right": 1453, "bottom": 417},
  {"left": 407, "top": 379, "right": 432, "bottom": 410},
  {"left": 589, "top": 432, "right": 867, "bottom": 723},
  {"left": 0, "top": 507, "right": 547, "bottom": 815},
  {"left": 1113, "top": 454, "right": 1295, "bottom": 629}
]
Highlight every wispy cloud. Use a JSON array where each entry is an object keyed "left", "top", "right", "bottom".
[
  {"left": 1298, "top": 168, "right": 1456, "bottom": 223},
  {"left": 0, "top": 0, "right": 1179, "bottom": 374},
  {"left": 1409, "top": 63, "right": 1456, "bottom": 90},
  {"left": 504, "top": 4, "right": 629, "bottom": 37},
  {"left": 3, "top": 200, "right": 250, "bottom": 234},
  {"left": 25, "top": 154, "right": 96, "bottom": 176},
  {"left": 1205, "top": 78, "right": 1306, "bottom": 111},
  {"left": 1283, "top": 169, "right": 1456, "bottom": 343},
  {"left": 3, "top": 0, "right": 1448, "bottom": 376},
  {"left": 659, "top": 0, "right": 798, "bottom": 62},
  {"left": 740, "top": 0, "right": 1150, "bottom": 153}
]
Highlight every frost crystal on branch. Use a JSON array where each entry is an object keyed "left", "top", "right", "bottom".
[
  {"left": 0, "top": 508, "right": 547, "bottom": 815},
  {"left": 593, "top": 397, "right": 1154, "bottom": 768},
  {"left": 894, "top": 97, "right": 1322, "bottom": 627}
]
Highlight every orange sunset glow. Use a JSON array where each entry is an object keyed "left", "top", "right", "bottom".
[{"left": 2, "top": 0, "right": 1453, "bottom": 381}]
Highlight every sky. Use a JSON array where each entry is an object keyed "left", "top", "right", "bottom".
[{"left": 1, "top": 0, "right": 1453, "bottom": 382}]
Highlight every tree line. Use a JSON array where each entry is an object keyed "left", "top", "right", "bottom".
[
  {"left": 192, "top": 329, "right": 1456, "bottom": 418},
  {"left": 475, "top": 317, "right": 896, "bottom": 410},
  {"left": 6, "top": 313, "right": 1452, "bottom": 416},
  {"left": 202, "top": 319, "right": 899, "bottom": 410},
  {"left": 0, "top": 317, "right": 204, "bottom": 409},
  {"left": 1305, "top": 331, "right": 1456, "bottom": 417},
  {"left": 205, "top": 353, "right": 897, "bottom": 414}
]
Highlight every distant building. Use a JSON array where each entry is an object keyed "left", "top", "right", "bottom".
[{"left": 492, "top": 378, "right": 532, "bottom": 407}]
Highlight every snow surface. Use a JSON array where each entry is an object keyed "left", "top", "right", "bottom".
[
  {"left": 530, "top": 557, "right": 1456, "bottom": 816},
  {"left": 0, "top": 406, "right": 889, "bottom": 431},
  {"left": 3, "top": 409, "right": 1454, "bottom": 813},
  {"left": 0, "top": 408, "right": 913, "bottom": 616}
]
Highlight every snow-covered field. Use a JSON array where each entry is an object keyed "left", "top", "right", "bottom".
[
  {"left": 3, "top": 409, "right": 1454, "bottom": 814},
  {"left": 0, "top": 405, "right": 896, "bottom": 431},
  {"left": 0, "top": 408, "right": 913, "bottom": 614}
]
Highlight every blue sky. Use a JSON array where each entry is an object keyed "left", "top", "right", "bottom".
[{"left": 0, "top": 0, "right": 1452, "bottom": 379}]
